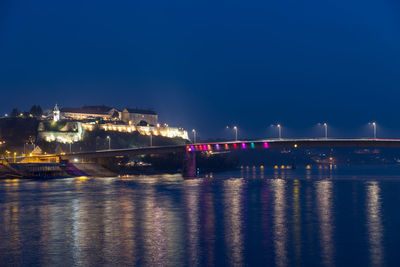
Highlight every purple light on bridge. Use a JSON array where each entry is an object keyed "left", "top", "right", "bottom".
[
  {"left": 190, "top": 145, "right": 195, "bottom": 151},
  {"left": 203, "top": 145, "right": 207, "bottom": 151},
  {"left": 241, "top": 143, "right": 246, "bottom": 149},
  {"left": 264, "top": 142, "right": 269, "bottom": 148},
  {"left": 216, "top": 144, "right": 220, "bottom": 150}
]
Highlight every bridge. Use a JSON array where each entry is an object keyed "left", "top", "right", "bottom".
[{"left": 57, "top": 138, "right": 400, "bottom": 177}]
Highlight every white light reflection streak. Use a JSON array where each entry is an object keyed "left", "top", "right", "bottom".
[
  {"left": 184, "top": 180, "right": 200, "bottom": 266},
  {"left": 223, "top": 179, "right": 244, "bottom": 266},
  {"left": 316, "top": 180, "right": 334, "bottom": 266},
  {"left": 271, "top": 179, "right": 287, "bottom": 267},
  {"left": 366, "top": 181, "right": 384, "bottom": 266}
]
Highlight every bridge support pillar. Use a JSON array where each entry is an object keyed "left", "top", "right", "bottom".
[{"left": 182, "top": 152, "right": 196, "bottom": 178}]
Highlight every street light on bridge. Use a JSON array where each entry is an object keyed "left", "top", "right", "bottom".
[
  {"left": 106, "top": 136, "right": 111, "bottom": 150},
  {"left": 192, "top": 129, "right": 196, "bottom": 144},
  {"left": 233, "top": 126, "right": 238, "bottom": 141},
  {"left": 323, "top": 123, "right": 328, "bottom": 139},
  {"left": 277, "top": 124, "right": 282, "bottom": 139},
  {"left": 370, "top": 122, "right": 377, "bottom": 139},
  {"left": 317, "top": 123, "right": 328, "bottom": 139}
]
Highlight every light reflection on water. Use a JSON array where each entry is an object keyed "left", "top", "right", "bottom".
[
  {"left": 271, "top": 178, "right": 288, "bottom": 267},
  {"left": 366, "top": 181, "right": 384, "bottom": 267},
  {"left": 316, "top": 180, "right": 334, "bottom": 266},
  {"left": 223, "top": 179, "right": 244, "bottom": 266},
  {"left": 0, "top": 167, "right": 398, "bottom": 266}
]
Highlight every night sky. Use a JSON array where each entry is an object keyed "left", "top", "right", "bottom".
[{"left": 1, "top": 0, "right": 400, "bottom": 139}]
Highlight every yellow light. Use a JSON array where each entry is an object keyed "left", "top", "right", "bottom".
[
  {"left": 274, "top": 165, "right": 279, "bottom": 169},
  {"left": 281, "top": 165, "right": 285, "bottom": 169},
  {"left": 294, "top": 144, "right": 298, "bottom": 148}
]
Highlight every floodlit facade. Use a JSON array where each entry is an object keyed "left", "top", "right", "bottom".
[
  {"left": 82, "top": 122, "right": 189, "bottom": 140},
  {"left": 53, "top": 104, "right": 60, "bottom": 122},
  {"left": 61, "top": 106, "right": 120, "bottom": 121},
  {"left": 121, "top": 108, "right": 158, "bottom": 126},
  {"left": 40, "top": 104, "right": 188, "bottom": 143}
]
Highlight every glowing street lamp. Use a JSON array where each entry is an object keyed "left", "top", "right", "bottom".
[
  {"left": 370, "top": 122, "right": 377, "bottom": 139},
  {"left": 106, "top": 136, "right": 111, "bottom": 150},
  {"left": 323, "top": 123, "right": 328, "bottom": 139},
  {"left": 150, "top": 132, "right": 153, "bottom": 147},
  {"left": 192, "top": 129, "right": 196, "bottom": 144},
  {"left": 277, "top": 124, "right": 282, "bottom": 139},
  {"left": 233, "top": 126, "right": 238, "bottom": 141}
]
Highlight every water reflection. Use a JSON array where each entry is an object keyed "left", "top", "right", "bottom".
[
  {"left": 202, "top": 181, "right": 216, "bottom": 266},
  {"left": 184, "top": 179, "right": 201, "bottom": 266},
  {"left": 315, "top": 180, "right": 334, "bottom": 266},
  {"left": 0, "top": 170, "right": 393, "bottom": 266},
  {"left": 271, "top": 179, "right": 288, "bottom": 267},
  {"left": 292, "top": 179, "right": 302, "bottom": 264},
  {"left": 223, "top": 179, "right": 244, "bottom": 266},
  {"left": 366, "top": 181, "right": 384, "bottom": 266}
]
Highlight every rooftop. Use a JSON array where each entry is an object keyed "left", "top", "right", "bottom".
[
  {"left": 124, "top": 108, "right": 157, "bottom": 115},
  {"left": 61, "top": 105, "right": 116, "bottom": 115}
]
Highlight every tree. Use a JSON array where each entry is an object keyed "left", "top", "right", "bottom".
[
  {"left": 112, "top": 110, "right": 120, "bottom": 120},
  {"left": 10, "top": 108, "right": 20, "bottom": 118},
  {"left": 29, "top": 105, "right": 43, "bottom": 118}
]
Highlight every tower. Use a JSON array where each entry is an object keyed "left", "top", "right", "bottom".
[{"left": 53, "top": 104, "right": 60, "bottom": 122}]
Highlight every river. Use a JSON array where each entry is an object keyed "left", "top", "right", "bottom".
[{"left": 1, "top": 165, "right": 400, "bottom": 266}]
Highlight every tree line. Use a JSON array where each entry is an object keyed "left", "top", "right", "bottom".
[{"left": 10, "top": 105, "right": 43, "bottom": 118}]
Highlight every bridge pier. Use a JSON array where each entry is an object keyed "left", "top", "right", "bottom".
[{"left": 182, "top": 152, "right": 196, "bottom": 178}]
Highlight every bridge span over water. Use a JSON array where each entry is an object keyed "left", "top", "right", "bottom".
[{"left": 59, "top": 138, "right": 400, "bottom": 177}]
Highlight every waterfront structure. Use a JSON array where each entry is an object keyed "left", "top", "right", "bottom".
[
  {"left": 61, "top": 106, "right": 120, "bottom": 121},
  {"left": 37, "top": 104, "right": 188, "bottom": 144},
  {"left": 121, "top": 108, "right": 158, "bottom": 126}
]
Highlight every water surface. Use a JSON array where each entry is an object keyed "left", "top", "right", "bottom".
[{"left": 1, "top": 166, "right": 400, "bottom": 266}]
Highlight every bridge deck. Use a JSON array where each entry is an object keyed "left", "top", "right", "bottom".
[{"left": 58, "top": 138, "right": 400, "bottom": 160}]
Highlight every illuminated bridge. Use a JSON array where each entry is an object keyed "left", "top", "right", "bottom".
[{"left": 58, "top": 138, "right": 400, "bottom": 177}]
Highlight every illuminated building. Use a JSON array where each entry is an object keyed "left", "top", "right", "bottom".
[
  {"left": 61, "top": 106, "right": 120, "bottom": 121},
  {"left": 38, "top": 121, "right": 84, "bottom": 143},
  {"left": 82, "top": 122, "right": 189, "bottom": 140},
  {"left": 121, "top": 108, "right": 158, "bottom": 126},
  {"left": 53, "top": 104, "right": 60, "bottom": 122}
]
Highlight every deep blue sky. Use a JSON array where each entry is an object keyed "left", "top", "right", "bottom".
[{"left": 1, "top": 0, "right": 400, "bottom": 139}]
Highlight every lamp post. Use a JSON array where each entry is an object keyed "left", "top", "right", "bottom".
[
  {"left": 323, "top": 123, "right": 328, "bottom": 139},
  {"left": 107, "top": 136, "right": 111, "bottom": 150},
  {"left": 150, "top": 132, "right": 152, "bottom": 147},
  {"left": 233, "top": 126, "right": 238, "bottom": 141},
  {"left": 69, "top": 142, "right": 72, "bottom": 153},
  {"left": 371, "top": 122, "right": 376, "bottom": 139},
  {"left": 192, "top": 129, "right": 196, "bottom": 144},
  {"left": 277, "top": 124, "right": 282, "bottom": 139}
]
